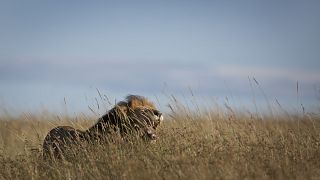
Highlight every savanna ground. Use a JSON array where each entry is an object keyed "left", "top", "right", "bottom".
[{"left": 0, "top": 96, "right": 320, "bottom": 180}]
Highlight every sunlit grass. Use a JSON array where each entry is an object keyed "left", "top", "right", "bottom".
[{"left": 0, "top": 95, "right": 319, "bottom": 179}]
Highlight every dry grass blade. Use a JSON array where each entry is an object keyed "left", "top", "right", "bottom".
[{"left": 0, "top": 95, "right": 319, "bottom": 179}]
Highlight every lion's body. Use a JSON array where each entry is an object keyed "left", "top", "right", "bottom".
[
  {"left": 42, "top": 95, "right": 163, "bottom": 160},
  {"left": 42, "top": 126, "right": 84, "bottom": 160}
]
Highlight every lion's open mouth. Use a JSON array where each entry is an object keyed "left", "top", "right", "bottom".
[{"left": 143, "top": 128, "right": 157, "bottom": 141}]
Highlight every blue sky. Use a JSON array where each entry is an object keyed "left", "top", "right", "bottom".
[{"left": 0, "top": 0, "right": 320, "bottom": 115}]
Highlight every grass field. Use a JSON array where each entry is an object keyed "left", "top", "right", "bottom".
[{"left": 0, "top": 97, "right": 319, "bottom": 179}]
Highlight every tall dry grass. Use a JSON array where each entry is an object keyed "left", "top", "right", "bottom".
[{"left": 0, "top": 95, "right": 319, "bottom": 179}]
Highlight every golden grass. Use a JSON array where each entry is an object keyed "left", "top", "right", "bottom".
[{"left": 0, "top": 102, "right": 320, "bottom": 179}]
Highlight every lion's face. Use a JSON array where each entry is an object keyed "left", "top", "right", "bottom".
[{"left": 128, "top": 107, "right": 163, "bottom": 141}]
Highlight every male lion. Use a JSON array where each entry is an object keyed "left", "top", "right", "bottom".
[{"left": 42, "top": 95, "right": 163, "bottom": 160}]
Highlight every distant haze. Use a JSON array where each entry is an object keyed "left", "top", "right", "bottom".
[{"left": 0, "top": 1, "right": 319, "bottom": 115}]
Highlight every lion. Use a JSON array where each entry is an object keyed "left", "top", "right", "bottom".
[{"left": 42, "top": 95, "right": 163, "bottom": 160}]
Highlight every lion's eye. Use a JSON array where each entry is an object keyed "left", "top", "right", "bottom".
[{"left": 153, "top": 110, "right": 161, "bottom": 117}]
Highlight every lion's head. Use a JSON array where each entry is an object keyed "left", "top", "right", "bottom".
[{"left": 91, "top": 95, "right": 163, "bottom": 141}]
